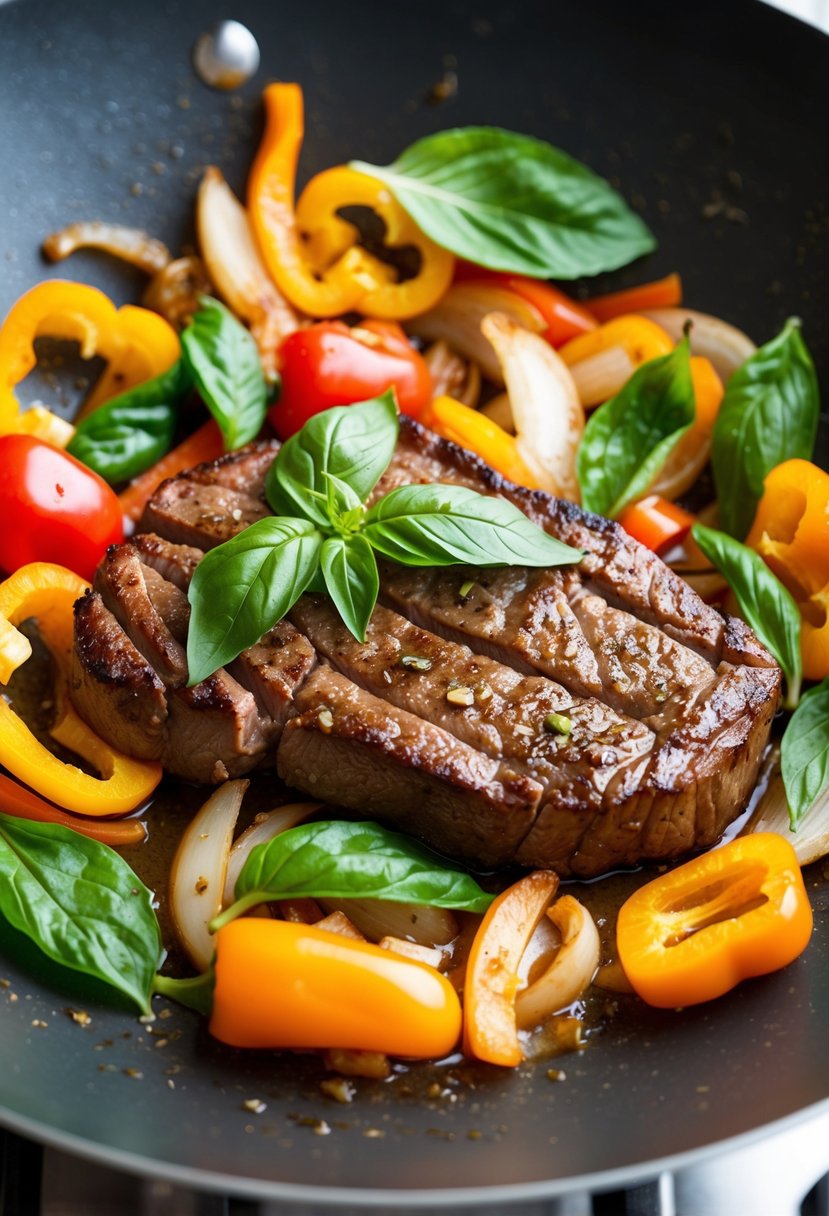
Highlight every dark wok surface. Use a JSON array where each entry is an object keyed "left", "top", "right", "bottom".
[{"left": 0, "top": 0, "right": 828, "bottom": 1203}]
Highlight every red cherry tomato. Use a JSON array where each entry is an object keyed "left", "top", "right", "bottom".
[
  {"left": 269, "top": 320, "right": 432, "bottom": 439},
  {"left": 0, "top": 435, "right": 124, "bottom": 581}
]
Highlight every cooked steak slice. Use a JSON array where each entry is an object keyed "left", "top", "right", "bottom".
[
  {"left": 132, "top": 532, "right": 201, "bottom": 591},
  {"left": 166, "top": 673, "right": 271, "bottom": 784},
  {"left": 94, "top": 545, "right": 189, "bottom": 688},
  {"left": 71, "top": 590, "right": 168, "bottom": 758},
  {"left": 139, "top": 480, "right": 270, "bottom": 552},
  {"left": 277, "top": 667, "right": 544, "bottom": 868},
  {"left": 184, "top": 439, "right": 280, "bottom": 498},
  {"left": 229, "top": 621, "right": 317, "bottom": 727}
]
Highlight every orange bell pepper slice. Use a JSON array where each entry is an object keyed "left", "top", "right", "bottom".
[
  {"left": 0, "top": 771, "right": 146, "bottom": 845},
  {"left": 0, "top": 280, "right": 180, "bottom": 434},
  {"left": 618, "top": 495, "right": 695, "bottom": 554},
  {"left": 0, "top": 563, "right": 162, "bottom": 815},
  {"left": 248, "top": 84, "right": 453, "bottom": 319},
  {"left": 462, "top": 870, "right": 559, "bottom": 1066},
  {"left": 426, "top": 395, "right": 540, "bottom": 489},
  {"left": 616, "top": 833, "right": 813, "bottom": 1008},
  {"left": 119, "top": 418, "right": 224, "bottom": 526},
  {"left": 585, "top": 272, "right": 683, "bottom": 323},
  {"left": 746, "top": 459, "right": 829, "bottom": 682},
  {"left": 558, "top": 313, "right": 674, "bottom": 369}
]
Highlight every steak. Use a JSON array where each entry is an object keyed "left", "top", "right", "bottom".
[{"left": 70, "top": 420, "right": 781, "bottom": 875}]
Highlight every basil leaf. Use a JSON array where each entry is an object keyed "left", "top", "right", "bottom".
[
  {"left": 352, "top": 127, "right": 655, "bottom": 279},
  {"left": 220, "top": 820, "right": 493, "bottom": 925},
  {"left": 577, "top": 339, "right": 695, "bottom": 518},
  {"left": 0, "top": 814, "right": 161, "bottom": 1014},
  {"left": 266, "top": 392, "right": 399, "bottom": 528},
  {"left": 186, "top": 517, "right": 323, "bottom": 684},
  {"left": 364, "top": 483, "right": 584, "bottom": 568},
  {"left": 782, "top": 678, "right": 829, "bottom": 830},
  {"left": 711, "top": 319, "right": 819, "bottom": 539},
  {"left": 320, "top": 534, "right": 379, "bottom": 642},
  {"left": 181, "top": 296, "right": 267, "bottom": 450},
  {"left": 67, "top": 360, "right": 189, "bottom": 483},
  {"left": 692, "top": 523, "right": 802, "bottom": 707}
]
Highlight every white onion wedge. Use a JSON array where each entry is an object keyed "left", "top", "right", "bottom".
[
  {"left": 481, "top": 311, "right": 584, "bottom": 500},
  {"left": 745, "top": 772, "right": 829, "bottom": 865},
  {"left": 379, "top": 936, "right": 444, "bottom": 969},
  {"left": 316, "top": 910, "right": 366, "bottom": 940},
  {"left": 42, "top": 221, "right": 171, "bottom": 275},
  {"left": 422, "top": 340, "right": 481, "bottom": 408},
  {"left": 170, "top": 779, "right": 247, "bottom": 970},
  {"left": 515, "top": 896, "right": 601, "bottom": 1029},
  {"left": 197, "top": 166, "right": 300, "bottom": 382},
  {"left": 407, "top": 284, "right": 545, "bottom": 383},
  {"left": 641, "top": 308, "right": 755, "bottom": 381},
  {"left": 221, "top": 801, "right": 322, "bottom": 908},
  {"left": 318, "top": 898, "right": 459, "bottom": 946},
  {"left": 568, "top": 345, "right": 636, "bottom": 408}
]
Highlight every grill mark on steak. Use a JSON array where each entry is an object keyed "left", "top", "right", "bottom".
[
  {"left": 277, "top": 667, "right": 544, "bottom": 868},
  {"left": 71, "top": 426, "right": 782, "bottom": 875},
  {"left": 94, "top": 545, "right": 189, "bottom": 688}
]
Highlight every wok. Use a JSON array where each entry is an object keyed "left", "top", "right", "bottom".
[{"left": 0, "top": 0, "right": 827, "bottom": 1205}]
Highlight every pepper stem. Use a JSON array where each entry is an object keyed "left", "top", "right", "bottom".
[
  {"left": 209, "top": 890, "right": 266, "bottom": 933},
  {"left": 153, "top": 969, "right": 215, "bottom": 1017}
]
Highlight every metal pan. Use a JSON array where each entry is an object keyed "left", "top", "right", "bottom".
[{"left": 0, "top": 0, "right": 827, "bottom": 1204}]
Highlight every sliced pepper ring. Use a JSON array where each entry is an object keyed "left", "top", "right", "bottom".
[{"left": 0, "top": 563, "right": 162, "bottom": 815}]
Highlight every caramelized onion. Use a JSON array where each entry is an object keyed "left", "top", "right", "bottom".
[
  {"left": 641, "top": 308, "right": 755, "bottom": 381},
  {"left": 318, "top": 898, "right": 458, "bottom": 946},
  {"left": 568, "top": 345, "right": 636, "bottom": 408},
  {"left": 482, "top": 311, "right": 584, "bottom": 500},
  {"left": 422, "top": 339, "right": 481, "bottom": 408},
  {"left": 221, "top": 801, "right": 321, "bottom": 907},
  {"left": 479, "top": 392, "right": 514, "bottom": 433},
  {"left": 170, "top": 779, "right": 247, "bottom": 970},
  {"left": 42, "top": 221, "right": 171, "bottom": 275},
  {"left": 407, "top": 283, "right": 545, "bottom": 383},
  {"left": 515, "top": 895, "right": 601, "bottom": 1029},
  {"left": 197, "top": 166, "right": 300, "bottom": 382},
  {"left": 142, "top": 256, "right": 212, "bottom": 330}
]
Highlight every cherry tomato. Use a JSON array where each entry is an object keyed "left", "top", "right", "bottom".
[
  {"left": 0, "top": 435, "right": 124, "bottom": 581},
  {"left": 269, "top": 320, "right": 432, "bottom": 439}
]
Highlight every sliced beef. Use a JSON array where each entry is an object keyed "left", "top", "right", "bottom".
[
  {"left": 277, "top": 667, "right": 544, "bottom": 868},
  {"left": 72, "top": 425, "right": 782, "bottom": 875}
]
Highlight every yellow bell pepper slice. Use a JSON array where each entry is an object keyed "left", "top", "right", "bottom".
[
  {"left": 0, "top": 280, "right": 180, "bottom": 436},
  {"left": 0, "top": 563, "right": 162, "bottom": 815},
  {"left": 248, "top": 83, "right": 453, "bottom": 319},
  {"left": 427, "top": 395, "right": 540, "bottom": 489},
  {"left": 558, "top": 313, "right": 674, "bottom": 368}
]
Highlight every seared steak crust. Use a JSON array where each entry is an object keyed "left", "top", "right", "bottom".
[{"left": 71, "top": 423, "right": 781, "bottom": 875}]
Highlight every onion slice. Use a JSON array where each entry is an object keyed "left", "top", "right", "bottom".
[
  {"left": 568, "top": 345, "right": 636, "bottom": 408},
  {"left": 221, "top": 801, "right": 321, "bottom": 907},
  {"left": 407, "top": 284, "right": 545, "bottom": 383},
  {"left": 170, "top": 779, "right": 247, "bottom": 970},
  {"left": 422, "top": 339, "right": 481, "bottom": 408},
  {"left": 641, "top": 308, "right": 755, "bottom": 381},
  {"left": 479, "top": 392, "right": 514, "bottom": 433},
  {"left": 142, "top": 256, "right": 212, "bottom": 330},
  {"left": 745, "top": 771, "right": 829, "bottom": 866},
  {"left": 197, "top": 166, "right": 300, "bottom": 382},
  {"left": 42, "top": 221, "right": 171, "bottom": 275},
  {"left": 319, "top": 898, "right": 459, "bottom": 946},
  {"left": 515, "top": 896, "right": 601, "bottom": 1029},
  {"left": 481, "top": 311, "right": 584, "bottom": 500}
]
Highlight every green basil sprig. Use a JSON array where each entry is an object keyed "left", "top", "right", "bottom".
[
  {"left": 782, "top": 678, "right": 829, "bottom": 831},
  {"left": 67, "top": 360, "right": 191, "bottom": 483},
  {"left": 692, "top": 523, "right": 802, "bottom": 708},
  {"left": 711, "top": 319, "right": 819, "bottom": 539},
  {"left": 186, "top": 395, "right": 583, "bottom": 684},
  {"left": 0, "top": 814, "right": 162, "bottom": 1014},
  {"left": 351, "top": 126, "right": 655, "bottom": 280},
  {"left": 577, "top": 338, "right": 695, "bottom": 518},
  {"left": 181, "top": 295, "right": 267, "bottom": 450},
  {"left": 212, "top": 820, "right": 493, "bottom": 930}
]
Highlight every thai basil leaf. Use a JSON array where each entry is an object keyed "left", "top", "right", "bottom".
[
  {"left": 217, "top": 820, "right": 493, "bottom": 926},
  {"left": 67, "top": 360, "right": 190, "bottom": 483},
  {"left": 351, "top": 127, "right": 655, "bottom": 279},
  {"left": 711, "top": 319, "right": 819, "bottom": 539},
  {"left": 0, "top": 814, "right": 161, "bottom": 1014},
  {"left": 320, "top": 533, "right": 379, "bottom": 642},
  {"left": 186, "top": 517, "right": 323, "bottom": 684},
  {"left": 181, "top": 296, "right": 267, "bottom": 450},
  {"left": 363, "top": 483, "right": 584, "bottom": 568},
  {"left": 266, "top": 393, "right": 398, "bottom": 528},
  {"left": 782, "top": 678, "right": 829, "bottom": 831},
  {"left": 692, "top": 523, "right": 802, "bottom": 707},
  {"left": 577, "top": 338, "right": 695, "bottom": 518}
]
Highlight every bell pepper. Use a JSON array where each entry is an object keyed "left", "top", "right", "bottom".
[
  {"left": 157, "top": 917, "right": 462, "bottom": 1058},
  {"left": 426, "top": 394, "right": 540, "bottom": 489},
  {"left": 453, "top": 264, "right": 597, "bottom": 346},
  {"left": 0, "top": 563, "right": 162, "bottom": 815},
  {"left": 248, "top": 83, "right": 454, "bottom": 319},
  {"left": 0, "top": 280, "right": 180, "bottom": 434},
  {"left": 619, "top": 495, "right": 696, "bottom": 554},
  {"left": 0, "top": 771, "right": 146, "bottom": 845},
  {"left": 585, "top": 272, "right": 683, "bottom": 323},
  {"left": 558, "top": 313, "right": 674, "bottom": 369},
  {"left": 746, "top": 459, "right": 829, "bottom": 682},
  {"left": 616, "top": 833, "right": 813, "bottom": 1008}
]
